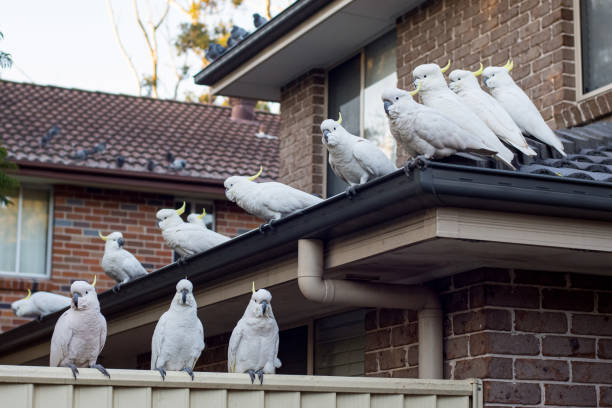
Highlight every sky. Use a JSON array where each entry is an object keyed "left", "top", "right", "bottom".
[{"left": 0, "top": 0, "right": 291, "bottom": 103}]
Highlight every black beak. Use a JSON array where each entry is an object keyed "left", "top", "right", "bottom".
[
  {"left": 181, "top": 289, "right": 188, "bottom": 304},
  {"left": 73, "top": 293, "right": 79, "bottom": 308},
  {"left": 384, "top": 101, "right": 392, "bottom": 115},
  {"left": 118, "top": 237, "right": 124, "bottom": 247},
  {"left": 261, "top": 300, "right": 268, "bottom": 315},
  {"left": 323, "top": 130, "right": 330, "bottom": 143}
]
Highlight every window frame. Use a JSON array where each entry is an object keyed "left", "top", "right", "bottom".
[
  {"left": 573, "top": 0, "right": 612, "bottom": 101},
  {"left": 0, "top": 185, "right": 54, "bottom": 278}
]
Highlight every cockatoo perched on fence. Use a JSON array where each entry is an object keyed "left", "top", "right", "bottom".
[
  {"left": 156, "top": 202, "right": 231, "bottom": 259},
  {"left": 99, "top": 231, "right": 148, "bottom": 292},
  {"left": 228, "top": 283, "right": 281, "bottom": 384},
  {"left": 482, "top": 60, "right": 566, "bottom": 157},
  {"left": 151, "top": 279, "right": 205, "bottom": 381},
  {"left": 449, "top": 64, "right": 537, "bottom": 157},
  {"left": 224, "top": 167, "right": 323, "bottom": 227},
  {"left": 187, "top": 209, "right": 208, "bottom": 229},
  {"left": 320, "top": 114, "right": 397, "bottom": 195},
  {"left": 50, "top": 276, "right": 109, "bottom": 379},
  {"left": 11, "top": 289, "right": 70, "bottom": 320},
  {"left": 412, "top": 61, "right": 516, "bottom": 169},
  {"left": 382, "top": 86, "right": 498, "bottom": 165}
]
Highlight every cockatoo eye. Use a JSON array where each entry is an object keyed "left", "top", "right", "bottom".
[
  {"left": 395, "top": 96, "right": 399, "bottom": 100},
  {"left": 458, "top": 77, "right": 461, "bottom": 81},
  {"left": 85, "top": 291, "right": 89, "bottom": 295}
]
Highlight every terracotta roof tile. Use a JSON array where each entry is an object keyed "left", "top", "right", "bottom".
[{"left": 0, "top": 80, "right": 280, "bottom": 182}]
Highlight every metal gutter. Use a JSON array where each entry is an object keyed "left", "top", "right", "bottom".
[
  {"left": 194, "top": 0, "right": 333, "bottom": 85},
  {"left": 1, "top": 161, "right": 611, "bottom": 356}
]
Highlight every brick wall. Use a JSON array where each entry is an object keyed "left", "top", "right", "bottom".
[
  {"left": 395, "top": 0, "right": 612, "bottom": 131},
  {"left": 278, "top": 69, "right": 326, "bottom": 196},
  {"left": 365, "top": 268, "right": 612, "bottom": 407},
  {"left": 0, "top": 185, "right": 257, "bottom": 333}
]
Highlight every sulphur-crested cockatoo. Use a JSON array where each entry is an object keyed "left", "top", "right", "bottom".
[
  {"left": 157, "top": 202, "right": 230, "bottom": 258},
  {"left": 99, "top": 231, "right": 147, "bottom": 292},
  {"left": 482, "top": 60, "right": 566, "bottom": 156},
  {"left": 320, "top": 115, "right": 397, "bottom": 191},
  {"left": 187, "top": 209, "right": 208, "bottom": 229},
  {"left": 50, "top": 276, "right": 109, "bottom": 379},
  {"left": 382, "top": 86, "right": 498, "bottom": 163},
  {"left": 11, "top": 289, "right": 70, "bottom": 320},
  {"left": 228, "top": 284, "right": 281, "bottom": 384},
  {"left": 224, "top": 167, "right": 323, "bottom": 225},
  {"left": 151, "top": 279, "right": 205, "bottom": 381},
  {"left": 413, "top": 61, "right": 515, "bottom": 169},
  {"left": 448, "top": 64, "right": 537, "bottom": 157}
]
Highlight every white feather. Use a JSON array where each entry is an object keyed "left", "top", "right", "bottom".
[
  {"left": 101, "top": 232, "right": 148, "bottom": 285},
  {"left": 157, "top": 209, "right": 230, "bottom": 256},
  {"left": 12, "top": 292, "right": 71, "bottom": 318}
]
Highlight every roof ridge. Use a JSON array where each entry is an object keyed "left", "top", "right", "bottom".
[{"left": 0, "top": 79, "right": 279, "bottom": 116}]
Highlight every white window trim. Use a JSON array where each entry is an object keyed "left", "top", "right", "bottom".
[
  {"left": 0, "top": 186, "right": 53, "bottom": 278},
  {"left": 573, "top": 0, "right": 612, "bottom": 101}
]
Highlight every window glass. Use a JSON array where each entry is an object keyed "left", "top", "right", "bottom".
[
  {"left": 19, "top": 189, "right": 50, "bottom": 275},
  {"left": 580, "top": 1, "right": 612, "bottom": 94},
  {"left": 314, "top": 309, "right": 365, "bottom": 376},
  {"left": 0, "top": 196, "right": 18, "bottom": 273}
]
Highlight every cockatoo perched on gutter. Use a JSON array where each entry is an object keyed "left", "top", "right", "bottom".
[
  {"left": 449, "top": 63, "right": 537, "bottom": 157},
  {"left": 482, "top": 60, "right": 566, "bottom": 157},
  {"left": 412, "top": 61, "right": 516, "bottom": 169},
  {"left": 187, "top": 208, "right": 208, "bottom": 229},
  {"left": 382, "top": 85, "right": 498, "bottom": 166},
  {"left": 228, "top": 283, "right": 281, "bottom": 384},
  {"left": 99, "top": 231, "right": 148, "bottom": 292},
  {"left": 11, "top": 289, "right": 71, "bottom": 320},
  {"left": 224, "top": 167, "right": 323, "bottom": 230},
  {"left": 151, "top": 279, "right": 205, "bottom": 381},
  {"left": 156, "top": 202, "right": 231, "bottom": 259},
  {"left": 50, "top": 276, "right": 109, "bottom": 379},
  {"left": 320, "top": 114, "right": 397, "bottom": 197}
]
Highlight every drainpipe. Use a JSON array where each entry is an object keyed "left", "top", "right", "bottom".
[{"left": 297, "top": 239, "right": 443, "bottom": 379}]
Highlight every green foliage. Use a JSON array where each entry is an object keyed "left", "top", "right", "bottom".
[
  {"left": 0, "top": 142, "right": 18, "bottom": 206},
  {"left": 175, "top": 22, "right": 211, "bottom": 57}
]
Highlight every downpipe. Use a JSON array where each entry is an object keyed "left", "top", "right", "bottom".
[{"left": 297, "top": 239, "right": 443, "bottom": 379}]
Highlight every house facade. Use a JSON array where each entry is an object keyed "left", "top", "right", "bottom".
[{"left": 0, "top": 81, "right": 279, "bottom": 332}]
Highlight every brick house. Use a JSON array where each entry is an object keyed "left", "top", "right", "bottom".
[
  {"left": 0, "top": 81, "right": 279, "bottom": 332},
  {"left": 1, "top": 1, "right": 612, "bottom": 408}
]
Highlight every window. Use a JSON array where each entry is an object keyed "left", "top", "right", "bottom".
[
  {"left": 577, "top": 0, "right": 612, "bottom": 98},
  {"left": 314, "top": 310, "right": 366, "bottom": 376},
  {"left": 326, "top": 30, "right": 397, "bottom": 196},
  {"left": 0, "top": 186, "right": 53, "bottom": 276}
]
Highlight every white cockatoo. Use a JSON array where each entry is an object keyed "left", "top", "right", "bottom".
[
  {"left": 50, "top": 277, "right": 109, "bottom": 379},
  {"left": 228, "top": 284, "right": 281, "bottom": 384},
  {"left": 156, "top": 202, "right": 231, "bottom": 259},
  {"left": 151, "top": 279, "right": 205, "bottom": 381},
  {"left": 382, "top": 86, "right": 498, "bottom": 163},
  {"left": 320, "top": 114, "right": 397, "bottom": 193},
  {"left": 99, "top": 231, "right": 147, "bottom": 292},
  {"left": 11, "top": 289, "right": 71, "bottom": 320},
  {"left": 448, "top": 64, "right": 537, "bottom": 157},
  {"left": 412, "top": 61, "right": 516, "bottom": 169},
  {"left": 482, "top": 60, "right": 566, "bottom": 156},
  {"left": 187, "top": 209, "right": 208, "bottom": 229},
  {"left": 224, "top": 167, "right": 323, "bottom": 225}
]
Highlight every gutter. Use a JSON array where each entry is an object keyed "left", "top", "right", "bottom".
[
  {"left": 1, "top": 161, "right": 611, "bottom": 357},
  {"left": 194, "top": 0, "right": 334, "bottom": 85}
]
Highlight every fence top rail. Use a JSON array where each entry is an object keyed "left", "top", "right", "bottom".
[{"left": 0, "top": 365, "right": 479, "bottom": 395}]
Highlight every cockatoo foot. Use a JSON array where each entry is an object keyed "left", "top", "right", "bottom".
[
  {"left": 111, "top": 284, "right": 122, "bottom": 293},
  {"left": 402, "top": 156, "right": 428, "bottom": 174},
  {"left": 256, "top": 369, "right": 264, "bottom": 385},
  {"left": 258, "top": 219, "right": 276, "bottom": 234},
  {"left": 156, "top": 367, "right": 166, "bottom": 381},
  {"left": 38, "top": 315, "right": 44, "bottom": 322},
  {"left": 91, "top": 363, "right": 111, "bottom": 378},
  {"left": 66, "top": 363, "right": 79, "bottom": 379},
  {"left": 182, "top": 367, "right": 194, "bottom": 381},
  {"left": 247, "top": 369, "right": 256, "bottom": 384},
  {"left": 344, "top": 185, "right": 358, "bottom": 199}
]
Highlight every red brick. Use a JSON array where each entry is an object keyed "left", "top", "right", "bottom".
[
  {"left": 602, "top": 387, "right": 612, "bottom": 407},
  {"left": 515, "top": 310, "right": 568, "bottom": 333},
  {"left": 366, "top": 329, "right": 391, "bottom": 351},
  {"left": 453, "top": 268, "right": 510, "bottom": 288},
  {"left": 515, "top": 358, "right": 569, "bottom": 381},
  {"left": 453, "top": 309, "right": 511, "bottom": 334},
  {"left": 485, "top": 381, "right": 541, "bottom": 405},
  {"left": 600, "top": 292, "right": 612, "bottom": 313},
  {"left": 573, "top": 361, "right": 612, "bottom": 384},
  {"left": 455, "top": 357, "right": 512, "bottom": 380},
  {"left": 545, "top": 384, "right": 596, "bottom": 406},
  {"left": 390, "top": 322, "right": 418, "bottom": 346},
  {"left": 514, "top": 270, "right": 567, "bottom": 286},
  {"left": 379, "top": 309, "right": 405, "bottom": 327},
  {"left": 542, "top": 335, "right": 595, "bottom": 357},
  {"left": 599, "top": 339, "right": 612, "bottom": 359},
  {"left": 441, "top": 289, "right": 468, "bottom": 311},
  {"left": 572, "top": 314, "right": 612, "bottom": 336},
  {"left": 470, "top": 332, "right": 539, "bottom": 356},
  {"left": 542, "top": 289, "right": 594, "bottom": 311},
  {"left": 379, "top": 348, "right": 406, "bottom": 370},
  {"left": 470, "top": 284, "right": 539, "bottom": 308},
  {"left": 444, "top": 336, "right": 468, "bottom": 360},
  {"left": 390, "top": 367, "right": 418, "bottom": 378}
]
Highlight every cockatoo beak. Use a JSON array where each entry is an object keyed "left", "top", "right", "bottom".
[
  {"left": 383, "top": 101, "right": 392, "bottom": 115},
  {"left": 323, "top": 129, "right": 330, "bottom": 142},
  {"left": 73, "top": 293, "right": 80, "bottom": 308},
  {"left": 118, "top": 237, "right": 124, "bottom": 247},
  {"left": 261, "top": 300, "right": 268, "bottom": 315},
  {"left": 181, "top": 289, "right": 188, "bottom": 304}
]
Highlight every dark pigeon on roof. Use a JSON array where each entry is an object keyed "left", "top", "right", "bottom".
[
  {"left": 147, "top": 159, "right": 156, "bottom": 172},
  {"left": 116, "top": 155, "right": 125, "bottom": 168},
  {"left": 226, "top": 36, "right": 238, "bottom": 49},
  {"left": 230, "top": 25, "right": 249, "bottom": 42},
  {"left": 169, "top": 158, "right": 187, "bottom": 171},
  {"left": 40, "top": 125, "right": 60, "bottom": 147},
  {"left": 205, "top": 43, "right": 226, "bottom": 62},
  {"left": 253, "top": 13, "right": 268, "bottom": 28},
  {"left": 165, "top": 152, "right": 175, "bottom": 163}
]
